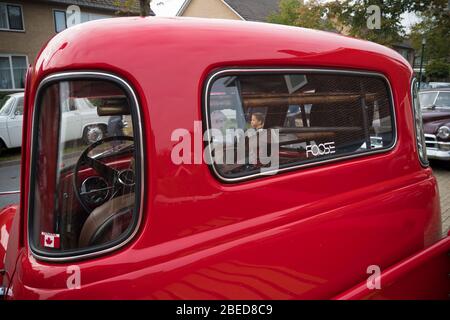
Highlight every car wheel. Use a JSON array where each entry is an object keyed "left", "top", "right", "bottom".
[
  {"left": 83, "top": 125, "right": 104, "bottom": 145},
  {"left": 0, "top": 139, "right": 5, "bottom": 157}
]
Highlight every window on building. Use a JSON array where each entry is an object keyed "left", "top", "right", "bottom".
[
  {"left": 0, "top": 55, "right": 27, "bottom": 90},
  {"left": 0, "top": 3, "right": 24, "bottom": 31},
  {"left": 54, "top": 9, "right": 112, "bottom": 33},
  {"left": 53, "top": 10, "right": 67, "bottom": 33}
]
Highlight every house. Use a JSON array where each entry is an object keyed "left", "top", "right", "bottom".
[
  {"left": 392, "top": 41, "right": 416, "bottom": 68},
  {"left": 0, "top": 0, "right": 144, "bottom": 93},
  {"left": 177, "top": 0, "right": 280, "bottom": 22}
]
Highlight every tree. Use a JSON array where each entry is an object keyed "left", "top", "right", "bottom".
[
  {"left": 425, "top": 59, "right": 450, "bottom": 81},
  {"left": 410, "top": 0, "right": 449, "bottom": 65},
  {"left": 114, "top": 0, "right": 152, "bottom": 17},
  {"left": 326, "top": 0, "right": 415, "bottom": 46},
  {"left": 268, "top": 0, "right": 335, "bottom": 31},
  {"left": 139, "top": 0, "right": 151, "bottom": 17}
]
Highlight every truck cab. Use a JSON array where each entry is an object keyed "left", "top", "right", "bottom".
[{"left": 0, "top": 17, "right": 449, "bottom": 300}]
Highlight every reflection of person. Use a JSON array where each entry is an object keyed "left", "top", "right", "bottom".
[
  {"left": 251, "top": 113, "right": 265, "bottom": 130},
  {"left": 108, "top": 115, "right": 124, "bottom": 147},
  {"left": 108, "top": 115, "right": 124, "bottom": 137},
  {"left": 211, "top": 110, "right": 227, "bottom": 131}
]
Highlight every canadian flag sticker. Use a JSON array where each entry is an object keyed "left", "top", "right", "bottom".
[{"left": 40, "top": 232, "right": 60, "bottom": 249}]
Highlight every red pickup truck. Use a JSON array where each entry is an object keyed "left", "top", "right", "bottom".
[{"left": 0, "top": 16, "right": 449, "bottom": 300}]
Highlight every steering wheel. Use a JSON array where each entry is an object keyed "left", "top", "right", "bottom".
[{"left": 73, "top": 136, "right": 135, "bottom": 213}]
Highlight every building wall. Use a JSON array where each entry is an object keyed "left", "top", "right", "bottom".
[
  {"left": 0, "top": 0, "right": 115, "bottom": 65},
  {"left": 181, "top": 0, "right": 242, "bottom": 20}
]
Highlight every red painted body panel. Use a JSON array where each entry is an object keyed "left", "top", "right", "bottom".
[{"left": 2, "top": 17, "right": 449, "bottom": 299}]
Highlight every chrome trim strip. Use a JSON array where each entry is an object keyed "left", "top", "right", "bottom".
[
  {"left": 0, "top": 190, "right": 20, "bottom": 195},
  {"left": 411, "top": 78, "right": 429, "bottom": 167},
  {"left": 28, "top": 71, "right": 145, "bottom": 262},
  {"left": 204, "top": 68, "right": 399, "bottom": 183}
]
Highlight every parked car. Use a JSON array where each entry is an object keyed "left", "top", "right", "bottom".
[
  {"left": 0, "top": 17, "right": 449, "bottom": 300},
  {"left": 428, "top": 82, "right": 450, "bottom": 89},
  {"left": 0, "top": 92, "right": 111, "bottom": 155},
  {"left": 420, "top": 88, "right": 450, "bottom": 161},
  {"left": 0, "top": 92, "right": 24, "bottom": 154}
]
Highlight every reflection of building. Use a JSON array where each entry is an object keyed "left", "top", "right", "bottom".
[
  {"left": 0, "top": 0, "right": 142, "bottom": 94},
  {"left": 177, "top": 0, "right": 279, "bottom": 22}
]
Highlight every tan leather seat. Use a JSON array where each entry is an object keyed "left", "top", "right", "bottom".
[{"left": 79, "top": 193, "right": 135, "bottom": 247}]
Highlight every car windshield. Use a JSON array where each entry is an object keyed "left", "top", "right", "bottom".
[
  {"left": 0, "top": 95, "right": 14, "bottom": 116},
  {"left": 435, "top": 92, "right": 450, "bottom": 108},
  {"left": 419, "top": 92, "right": 438, "bottom": 108}
]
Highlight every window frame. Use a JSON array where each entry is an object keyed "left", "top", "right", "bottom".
[
  {"left": 411, "top": 78, "right": 429, "bottom": 167},
  {"left": 0, "top": 2, "right": 25, "bottom": 32},
  {"left": 28, "top": 71, "right": 145, "bottom": 262},
  {"left": 203, "top": 68, "right": 398, "bottom": 183},
  {"left": 0, "top": 53, "right": 28, "bottom": 91},
  {"left": 53, "top": 9, "right": 67, "bottom": 33}
]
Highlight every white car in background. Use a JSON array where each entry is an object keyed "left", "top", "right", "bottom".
[{"left": 0, "top": 92, "right": 110, "bottom": 155}]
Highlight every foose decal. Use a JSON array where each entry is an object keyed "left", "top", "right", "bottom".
[{"left": 306, "top": 142, "right": 336, "bottom": 158}]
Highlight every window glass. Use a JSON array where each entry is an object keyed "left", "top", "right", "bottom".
[
  {"left": 7, "top": 5, "right": 23, "bottom": 30},
  {"left": 31, "top": 79, "right": 140, "bottom": 256},
  {"left": 12, "top": 56, "right": 27, "bottom": 88},
  {"left": 419, "top": 92, "right": 438, "bottom": 108},
  {"left": 0, "top": 4, "right": 8, "bottom": 29},
  {"left": 435, "top": 92, "right": 450, "bottom": 108},
  {"left": 0, "top": 57, "right": 13, "bottom": 89},
  {"left": 54, "top": 10, "right": 67, "bottom": 33},
  {"left": 207, "top": 72, "right": 395, "bottom": 180},
  {"left": 0, "top": 95, "right": 14, "bottom": 115},
  {"left": 15, "top": 96, "right": 23, "bottom": 115}
]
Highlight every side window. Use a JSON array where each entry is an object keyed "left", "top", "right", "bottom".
[
  {"left": 14, "top": 96, "right": 23, "bottom": 115},
  {"left": 30, "top": 76, "right": 142, "bottom": 258},
  {"left": 206, "top": 71, "right": 395, "bottom": 180},
  {"left": 412, "top": 79, "right": 428, "bottom": 166}
]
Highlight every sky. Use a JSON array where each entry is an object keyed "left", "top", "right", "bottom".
[
  {"left": 150, "top": 0, "right": 421, "bottom": 33},
  {"left": 151, "top": 0, "right": 185, "bottom": 16}
]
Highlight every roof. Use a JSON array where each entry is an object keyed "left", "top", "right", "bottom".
[
  {"left": 39, "top": 0, "right": 150, "bottom": 15},
  {"left": 223, "top": 0, "right": 279, "bottom": 22},
  {"left": 36, "top": 17, "right": 411, "bottom": 77},
  {"left": 177, "top": 0, "right": 279, "bottom": 22}
]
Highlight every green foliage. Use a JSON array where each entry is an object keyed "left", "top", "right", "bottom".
[
  {"left": 268, "top": 0, "right": 335, "bottom": 31},
  {"left": 327, "top": 0, "right": 414, "bottom": 46},
  {"left": 410, "top": 0, "right": 449, "bottom": 67},
  {"left": 425, "top": 59, "right": 450, "bottom": 80}
]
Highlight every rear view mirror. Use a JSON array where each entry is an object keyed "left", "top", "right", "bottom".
[{"left": 97, "top": 98, "right": 130, "bottom": 116}]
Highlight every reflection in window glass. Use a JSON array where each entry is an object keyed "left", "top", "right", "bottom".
[
  {"left": 0, "top": 4, "right": 8, "bottom": 29},
  {"left": 436, "top": 92, "right": 450, "bottom": 108},
  {"left": 419, "top": 92, "right": 438, "bottom": 108},
  {"left": 0, "top": 57, "right": 13, "bottom": 89},
  {"left": 12, "top": 56, "right": 27, "bottom": 88},
  {"left": 207, "top": 72, "right": 395, "bottom": 179},
  {"left": 54, "top": 10, "right": 67, "bottom": 33},
  {"left": 31, "top": 79, "right": 140, "bottom": 256},
  {"left": 7, "top": 5, "right": 23, "bottom": 30}
]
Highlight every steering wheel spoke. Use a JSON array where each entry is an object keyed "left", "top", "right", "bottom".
[
  {"left": 73, "top": 135, "right": 135, "bottom": 213},
  {"left": 83, "top": 155, "right": 119, "bottom": 185}
]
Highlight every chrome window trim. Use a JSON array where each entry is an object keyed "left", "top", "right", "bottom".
[
  {"left": 204, "top": 68, "right": 398, "bottom": 183},
  {"left": 411, "top": 78, "right": 429, "bottom": 167},
  {"left": 28, "top": 71, "right": 145, "bottom": 262}
]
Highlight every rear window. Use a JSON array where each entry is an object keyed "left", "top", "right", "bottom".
[
  {"left": 205, "top": 70, "right": 395, "bottom": 181},
  {"left": 29, "top": 74, "right": 142, "bottom": 259}
]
